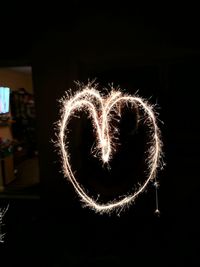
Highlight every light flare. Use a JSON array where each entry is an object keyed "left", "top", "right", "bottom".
[{"left": 56, "top": 83, "right": 163, "bottom": 214}]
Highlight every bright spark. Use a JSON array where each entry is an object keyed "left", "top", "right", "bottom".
[{"left": 56, "top": 82, "right": 163, "bottom": 214}]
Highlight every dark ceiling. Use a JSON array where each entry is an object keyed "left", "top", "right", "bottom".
[{"left": 0, "top": 3, "right": 200, "bottom": 64}]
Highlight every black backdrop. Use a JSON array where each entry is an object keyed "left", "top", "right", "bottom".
[{"left": 0, "top": 3, "right": 200, "bottom": 266}]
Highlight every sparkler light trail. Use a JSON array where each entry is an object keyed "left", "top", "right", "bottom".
[
  {"left": 56, "top": 82, "right": 163, "bottom": 214},
  {"left": 0, "top": 205, "right": 8, "bottom": 243}
]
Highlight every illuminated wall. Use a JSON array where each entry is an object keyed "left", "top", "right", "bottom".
[
  {"left": 0, "top": 68, "right": 33, "bottom": 94},
  {"left": 0, "top": 68, "right": 33, "bottom": 145}
]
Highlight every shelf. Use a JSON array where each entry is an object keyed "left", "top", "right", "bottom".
[{"left": 0, "top": 120, "right": 15, "bottom": 126}]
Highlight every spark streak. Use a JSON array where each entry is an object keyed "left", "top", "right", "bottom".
[
  {"left": 0, "top": 205, "right": 8, "bottom": 243},
  {"left": 57, "top": 83, "right": 163, "bottom": 214}
]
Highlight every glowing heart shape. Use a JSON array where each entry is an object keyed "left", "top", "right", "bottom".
[{"left": 57, "top": 83, "right": 162, "bottom": 214}]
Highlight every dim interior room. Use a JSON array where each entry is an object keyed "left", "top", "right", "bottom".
[
  {"left": 0, "top": 67, "right": 39, "bottom": 194},
  {"left": 0, "top": 4, "right": 200, "bottom": 267}
]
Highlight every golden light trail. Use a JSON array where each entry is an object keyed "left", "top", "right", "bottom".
[
  {"left": 0, "top": 205, "right": 8, "bottom": 243},
  {"left": 56, "top": 82, "right": 163, "bottom": 214}
]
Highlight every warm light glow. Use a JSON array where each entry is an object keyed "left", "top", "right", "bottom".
[{"left": 56, "top": 82, "right": 163, "bottom": 214}]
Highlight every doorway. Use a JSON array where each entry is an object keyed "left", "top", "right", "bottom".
[{"left": 0, "top": 66, "right": 39, "bottom": 197}]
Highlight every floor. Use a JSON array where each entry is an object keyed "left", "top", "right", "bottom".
[{"left": 1, "top": 195, "right": 199, "bottom": 267}]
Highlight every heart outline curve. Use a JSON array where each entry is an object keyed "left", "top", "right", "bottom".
[{"left": 57, "top": 84, "right": 162, "bottom": 214}]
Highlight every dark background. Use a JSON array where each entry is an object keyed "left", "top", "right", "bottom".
[{"left": 1, "top": 3, "right": 200, "bottom": 266}]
